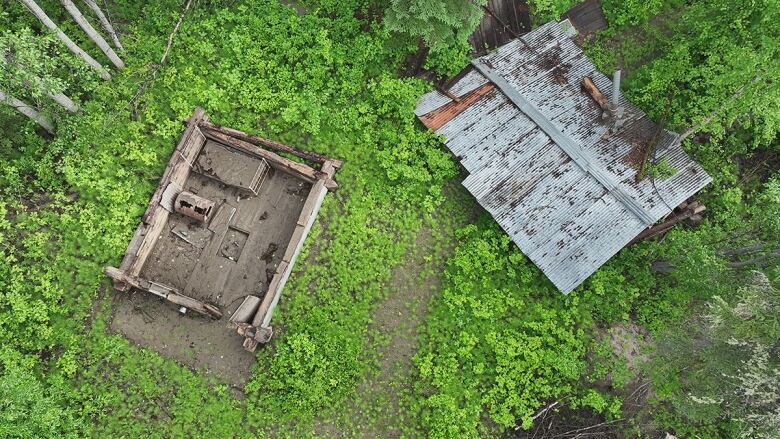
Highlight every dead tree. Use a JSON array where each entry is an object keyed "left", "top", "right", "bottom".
[
  {"left": 60, "top": 0, "right": 124, "bottom": 69},
  {"left": 47, "top": 89, "right": 79, "bottom": 113},
  {"left": 18, "top": 0, "right": 112, "bottom": 80},
  {"left": 0, "top": 89, "right": 54, "bottom": 132},
  {"left": 82, "top": 0, "right": 123, "bottom": 51}
]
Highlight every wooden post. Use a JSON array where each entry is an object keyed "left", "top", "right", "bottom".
[{"left": 581, "top": 76, "right": 611, "bottom": 112}]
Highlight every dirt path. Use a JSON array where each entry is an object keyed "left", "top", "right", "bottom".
[
  {"left": 315, "top": 184, "right": 479, "bottom": 437},
  {"left": 311, "top": 225, "right": 442, "bottom": 437}
]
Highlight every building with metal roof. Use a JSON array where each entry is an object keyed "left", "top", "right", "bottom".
[{"left": 415, "top": 21, "right": 712, "bottom": 293}]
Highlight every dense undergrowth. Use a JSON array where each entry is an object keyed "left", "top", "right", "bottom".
[
  {"left": 1, "top": 0, "right": 457, "bottom": 436},
  {"left": 1, "top": 0, "right": 778, "bottom": 437}
]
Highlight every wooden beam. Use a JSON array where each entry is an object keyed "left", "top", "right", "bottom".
[
  {"left": 240, "top": 179, "right": 329, "bottom": 350},
  {"left": 105, "top": 267, "right": 222, "bottom": 318},
  {"left": 581, "top": 76, "right": 611, "bottom": 113},
  {"left": 142, "top": 107, "right": 206, "bottom": 224},
  {"left": 198, "top": 121, "right": 343, "bottom": 168},
  {"left": 117, "top": 108, "right": 206, "bottom": 279},
  {"left": 201, "top": 128, "right": 338, "bottom": 190},
  {"left": 628, "top": 202, "right": 706, "bottom": 245}
]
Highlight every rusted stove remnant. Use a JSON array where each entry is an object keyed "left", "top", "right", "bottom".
[{"left": 175, "top": 191, "right": 215, "bottom": 222}]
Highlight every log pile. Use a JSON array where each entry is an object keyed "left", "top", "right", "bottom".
[{"left": 629, "top": 201, "right": 706, "bottom": 245}]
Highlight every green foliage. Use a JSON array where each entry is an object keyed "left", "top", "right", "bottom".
[
  {"left": 625, "top": 0, "right": 780, "bottom": 154},
  {"left": 526, "top": 0, "right": 577, "bottom": 23},
  {"left": 646, "top": 158, "right": 676, "bottom": 179},
  {"left": 385, "top": 0, "right": 485, "bottom": 52},
  {"left": 1, "top": 0, "right": 456, "bottom": 435},
  {"left": 0, "top": 361, "right": 80, "bottom": 438},
  {"left": 0, "top": 0, "right": 778, "bottom": 437},
  {"left": 651, "top": 273, "right": 780, "bottom": 438},
  {"left": 410, "top": 220, "right": 630, "bottom": 437},
  {"left": 601, "top": 0, "right": 667, "bottom": 28}
]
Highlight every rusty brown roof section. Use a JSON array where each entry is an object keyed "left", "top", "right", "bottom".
[{"left": 419, "top": 83, "right": 495, "bottom": 131}]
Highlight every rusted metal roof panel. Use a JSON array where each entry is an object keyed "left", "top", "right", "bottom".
[{"left": 416, "top": 21, "right": 712, "bottom": 293}]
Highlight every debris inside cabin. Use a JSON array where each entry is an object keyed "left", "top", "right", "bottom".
[{"left": 107, "top": 108, "right": 342, "bottom": 378}]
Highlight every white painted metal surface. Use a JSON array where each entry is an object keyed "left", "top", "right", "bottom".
[{"left": 416, "top": 21, "right": 712, "bottom": 293}]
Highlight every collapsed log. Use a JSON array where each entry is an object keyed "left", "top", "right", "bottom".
[
  {"left": 581, "top": 76, "right": 611, "bottom": 113},
  {"left": 60, "top": 0, "right": 124, "bottom": 69},
  {"left": 105, "top": 267, "right": 222, "bottom": 318},
  {"left": 629, "top": 201, "right": 706, "bottom": 245},
  {"left": 82, "top": 0, "right": 124, "bottom": 51},
  {"left": 19, "top": 0, "right": 111, "bottom": 80},
  {"left": 0, "top": 89, "right": 54, "bottom": 133},
  {"left": 199, "top": 121, "right": 343, "bottom": 167}
]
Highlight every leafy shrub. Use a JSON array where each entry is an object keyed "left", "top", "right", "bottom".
[
  {"left": 411, "top": 221, "right": 618, "bottom": 436},
  {"left": 0, "top": 364, "right": 79, "bottom": 438},
  {"left": 601, "top": 0, "right": 666, "bottom": 28}
]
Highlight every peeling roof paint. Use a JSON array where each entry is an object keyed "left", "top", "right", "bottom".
[{"left": 416, "top": 21, "right": 712, "bottom": 294}]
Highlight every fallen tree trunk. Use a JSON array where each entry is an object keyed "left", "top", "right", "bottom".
[
  {"left": 61, "top": 0, "right": 124, "bottom": 69},
  {"left": 19, "top": 0, "right": 111, "bottom": 80},
  {"left": 82, "top": 0, "right": 123, "bottom": 51},
  {"left": 0, "top": 89, "right": 54, "bottom": 132},
  {"left": 48, "top": 91, "right": 79, "bottom": 113}
]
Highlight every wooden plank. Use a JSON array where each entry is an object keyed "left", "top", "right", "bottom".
[
  {"left": 198, "top": 121, "right": 342, "bottom": 168},
  {"left": 246, "top": 179, "right": 328, "bottom": 341},
  {"left": 419, "top": 83, "right": 496, "bottom": 131},
  {"left": 142, "top": 108, "right": 206, "bottom": 224},
  {"left": 201, "top": 128, "right": 339, "bottom": 190},
  {"left": 105, "top": 267, "right": 222, "bottom": 318},
  {"left": 229, "top": 295, "right": 261, "bottom": 324},
  {"left": 471, "top": 59, "right": 655, "bottom": 225}
]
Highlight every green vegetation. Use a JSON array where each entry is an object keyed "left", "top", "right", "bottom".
[{"left": 1, "top": 0, "right": 778, "bottom": 438}]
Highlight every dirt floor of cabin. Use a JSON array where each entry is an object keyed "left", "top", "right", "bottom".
[{"left": 111, "top": 156, "right": 311, "bottom": 388}]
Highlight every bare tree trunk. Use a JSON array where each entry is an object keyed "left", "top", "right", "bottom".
[
  {"left": 48, "top": 91, "right": 79, "bottom": 113},
  {"left": 60, "top": 0, "right": 124, "bottom": 69},
  {"left": 18, "top": 0, "right": 112, "bottom": 80},
  {"left": 82, "top": 0, "right": 123, "bottom": 51},
  {"left": 0, "top": 89, "right": 54, "bottom": 133}
]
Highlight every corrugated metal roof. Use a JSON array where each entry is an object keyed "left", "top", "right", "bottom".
[{"left": 416, "top": 21, "right": 712, "bottom": 294}]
